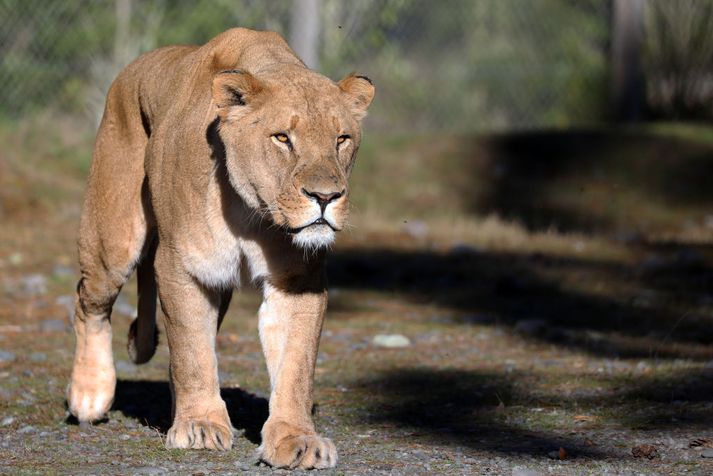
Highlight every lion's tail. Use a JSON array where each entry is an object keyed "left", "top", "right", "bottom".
[{"left": 127, "top": 237, "right": 158, "bottom": 364}]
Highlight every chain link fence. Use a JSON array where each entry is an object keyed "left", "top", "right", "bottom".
[{"left": 1, "top": 0, "right": 712, "bottom": 132}]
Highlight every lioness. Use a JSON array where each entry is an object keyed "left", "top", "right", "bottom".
[{"left": 67, "top": 28, "right": 373, "bottom": 469}]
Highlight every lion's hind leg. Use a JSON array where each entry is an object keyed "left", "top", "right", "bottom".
[
  {"left": 68, "top": 183, "right": 149, "bottom": 423},
  {"left": 68, "top": 273, "right": 119, "bottom": 423},
  {"left": 67, "top": 76, "right": 150, "bottom": 423}
]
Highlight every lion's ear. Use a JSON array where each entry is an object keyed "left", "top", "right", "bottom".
[
  {"left": 212, "top": 69, "right": 264, "bottom": 119},
  {"left": 338, "top": 74, "right": 375, "bottom": 121}
]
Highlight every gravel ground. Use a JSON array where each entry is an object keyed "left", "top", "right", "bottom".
[
  {"left": 3, "top": 126, "right": 713, "bottom": 475},
  {"left": 2, "top": 246, "right": 713, "bottom": 476}
]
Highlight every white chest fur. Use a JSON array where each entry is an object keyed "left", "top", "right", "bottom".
[
  {"left": 181, "top": 219, "right": 272, "bottom": 290},
  {"left": 183, "top": 219, "right": 243, "bottom": 289}
]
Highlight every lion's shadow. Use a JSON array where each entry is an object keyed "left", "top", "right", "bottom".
[{"left": 111, "top": 379, "right": 269, "bottom": 444}]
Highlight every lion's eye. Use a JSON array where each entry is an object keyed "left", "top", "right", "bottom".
[
  {"left": 337, "top": 135, "right": 350, "bottom": 147},
  {"left": 272, "top": 133, "right": 292, "bottom": 149}
]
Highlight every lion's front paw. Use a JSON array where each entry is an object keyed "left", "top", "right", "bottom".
[
  {"left": 67, "top": 365, "right": 116, "bottom": 423},
  {"left": 166, "top": 415, "right": 234, "bottom": 451},
  {"left": 259, "top": 420, "right": 337, "bottom": 469}
]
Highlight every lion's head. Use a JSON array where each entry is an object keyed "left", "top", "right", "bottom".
[{"left": 211, "top": 66, "right": 374, "bottom": 250}]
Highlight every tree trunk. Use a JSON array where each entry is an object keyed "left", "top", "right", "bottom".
[
  {"left": 611, "top": 0, "right": 644, "bottom": 121},
  {"left": 114, "top": 0, "right": 133, "bottom": 67},
  {"left": 290, "top": 0, "right": 320, "bottom": 70}
]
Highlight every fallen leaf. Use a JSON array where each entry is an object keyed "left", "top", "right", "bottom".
[
  {"left": 690, "top": 438, "right": 713, "bottom": 449},
  {"left": 573, "top": 414, "right": 597, "bottom": 422},
  {"left": 559, "top": 447, "right": 568, "bottom": 460},
  {"left": 632, "top": 444, "right": 659, "bottom": 459}
]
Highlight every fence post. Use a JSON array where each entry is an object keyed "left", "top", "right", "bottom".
[{"left": 611, "top": 0, "right": 644, "bottom": 121}]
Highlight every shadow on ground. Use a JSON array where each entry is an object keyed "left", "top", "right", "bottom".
[
  {"left": 111, "top": 380, "right": 268, "bottom": 444},
  {"left": 469, "top": 129, "right": 713, "bottom": 233},
  {"left": 356, "top": 366, "right": 713, "bottom": 456},
  {"left": 328, "top": 243, "right": 713, "bottom": 360},
  {"left": 574, "top": 368, "right": 713, "bottom": 430},
  {"left": 357, "top": 368, "right": 609, "bottom": 458}
]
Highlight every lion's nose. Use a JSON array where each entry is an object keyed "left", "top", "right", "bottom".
[{"left": 302, "top": 188, "right": 344, "bottom": 213}]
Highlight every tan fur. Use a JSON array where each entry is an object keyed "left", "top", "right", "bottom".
[{"left": 66, "top": 28, "right": 373, "bottom": 469}]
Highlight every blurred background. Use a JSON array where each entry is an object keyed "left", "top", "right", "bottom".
[
  {"left": 3, "top": 0, "right": 713, "bottom": 129},
  {"left": 2, "top": 1, "right": 713, "bottom": 473}
]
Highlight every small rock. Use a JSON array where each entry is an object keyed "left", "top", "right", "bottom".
[
  {"left": 632, "top": 443, "right": 659, "bottom": 459},
  {"left": 28, "top": 352, "right": 47, "bottom": 362},
  {"left": 402, "top": 220, "right": 428, "bottom": 239},
  {"left": 0, "top": 350, "right": 16, "bottom": 362},
  {"left": 373, "top": 334, "right": 411, "bottom": 348},
  {"left": 1, "top": 416, "right": 15, "bottom": 426},
  {"left": 701, "top": 449, "right": 713, "bottom": 458},
  {"left": 40, "top": 319, "right": 68, "bottom": 332},
  {"left": 234, "top": 461, "right": 253, "bottom": 472},
  {"left": 17, "top": 425, "right": 35, "bottom": 434},
  {"left": 19, "top": 274, "right": 47, "bottom": 296}
]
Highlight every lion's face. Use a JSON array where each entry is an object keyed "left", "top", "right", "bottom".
[{"left": 212, "top": 67, "right": 374, "bottom": 250}]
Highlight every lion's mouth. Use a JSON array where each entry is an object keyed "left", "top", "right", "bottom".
[{"left": 287, "top": 218, "right": 338, "bottom": 234}]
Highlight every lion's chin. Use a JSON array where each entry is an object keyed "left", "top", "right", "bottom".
[{"left": 291, "top": 224, "right": 336, "bottom": 250}]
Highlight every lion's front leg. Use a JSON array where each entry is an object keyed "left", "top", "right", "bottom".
[
  {"left": 257, "top": 282, "right": 336, "bottom": 469},
  {"left": 155, "top": 249, "right": 234, "bottom": 451}
]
